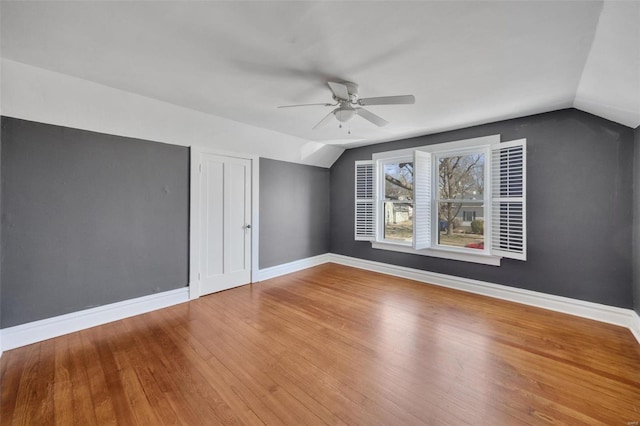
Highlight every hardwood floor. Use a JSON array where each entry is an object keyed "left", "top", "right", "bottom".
[{"left": 2, "top": 263, "right": 639, "bottom": 425}]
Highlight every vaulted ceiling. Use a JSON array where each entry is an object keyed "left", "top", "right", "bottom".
[{"left": 1, "top": 1, "right": 638, "bottom": 149}]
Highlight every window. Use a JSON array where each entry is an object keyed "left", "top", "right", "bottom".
[
  {"left": 382, "top": 160, "right": 414, "bottom": 243},
  {"left": 354, "top": 135, "right": 526, "bottom": 265},
  {"left": 462, "top": 211, "right": 477, "bottom": 222},
  {"left": 436, "top": 151, "right": 485, "bottom": 250}
]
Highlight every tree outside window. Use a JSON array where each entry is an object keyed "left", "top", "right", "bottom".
[
  {"left": 437, "top": 153, "right": 484, "bottom": 248},
  {"left": 383, "top": 162, "right": 414, "bottom": 242}
]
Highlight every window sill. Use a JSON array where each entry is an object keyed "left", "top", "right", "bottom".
[{"left": 371, "top": 242, "right": 501, "bottom": 266}]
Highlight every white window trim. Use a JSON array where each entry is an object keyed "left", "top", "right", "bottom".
[
  {"left": 372, "top": 135, "right": 500, "bottom": 161},
  {"left": 371, "top": 241, "right": 502, "bottom": 266},
  {"left": 371, "top": 135, "right": 502, "bottom": 266}
]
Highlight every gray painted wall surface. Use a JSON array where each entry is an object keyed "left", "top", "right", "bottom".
[
  {"left": 260, "top": 158, "right": 330, "bottom": 269},
  {"left": 1, "top": 117, "right": 189, "bottom": 327},
  {"left": 634, "top": 126, "right": 640, "bottom": 315},
  {"left": 330, "top": 109, "right": 634, "bottom": 308},
  {"left": 0, "top": 118, "right": 3, "bottom": 328}
]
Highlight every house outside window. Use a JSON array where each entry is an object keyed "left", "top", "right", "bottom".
[
  {"left": 354, "top": 135, "right": 526, "bottom": 266},
  {"left": 462, "top": 211, "right": 477, "bottom": 223}
]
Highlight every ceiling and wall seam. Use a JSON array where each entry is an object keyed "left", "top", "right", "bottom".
[{"left": 571, "top": 1, "right": 605, "bottom": 108}]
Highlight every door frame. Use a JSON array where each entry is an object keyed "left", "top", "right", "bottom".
[{"left": 189, "top": 146, "right": 260, "bottom": 300}]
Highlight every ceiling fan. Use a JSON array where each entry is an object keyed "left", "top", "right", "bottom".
[{"left": 278, "top": 81, "right": 415, "bottom": 130}]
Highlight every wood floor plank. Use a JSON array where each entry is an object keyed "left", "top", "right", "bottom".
[
  {"left": 115, "top": 315, "right": 203, "bottom": 426},
  {"left": 221, "top": 283, "right": 512, "bottom": 423},
  {"left": 202, "top": 284, "right": 433, "bottom": 424},
  {"left": 1, "top": 350, "right": 29, "bottom": 425},
  {"left": 138, "top": 314, "right": 259, "bottom": 426},
  {"left": 84, "top": 324, "right": 138, "bottom": 425},
  {"left": 78, "top": 333, "right": 119, "bottom": 426},
  {"left": 123, "top": 314, "right": 232, "bottom": 425},
  {"left": 158, "top": 307, "right": 274, "bottom": 425},
  {"left": 9, "top": 344, "right": 44, "bottom": 425},
  {"left": 220, "top": 280, "right": 490, "bottom": 417},
  {"left": 52, "top": 336, "right": 73, "bottom": 426},
  {"left": 184, "top": 304, "right": 329, "bottom": 425},
  {"left": 2, "top": 263, "right": 639, "bottom": 424},
  {"left": 199, "top": 295, "right": 386, "bottom": 425}
]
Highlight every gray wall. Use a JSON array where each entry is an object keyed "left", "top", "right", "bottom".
[
  {"left": 0, "top": 118, "right": 3, "bottom": 328},
  {"left": 1, "top": 117, "right": 189, "bottom": 327},
  {"left": 634, "top": 125, "right": 640, "bottom": 315},
  {"left": 330, "top": 109, "right": 635, "bottom": 308},
  {"left": 260, "top": 158, "right": 330, "bottom": 269}
]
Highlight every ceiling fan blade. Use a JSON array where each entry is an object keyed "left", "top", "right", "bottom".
[
  {"left": 312, "top": 109, "right": 338, "bottom": 130},
  {"left": 358, "top": 95, "right": 415, "bottom": 106},
  {"left": 356, "top": 108, "right": 388, "bottom": 127},
  {"left": 277, "top": 103, "right": 333, "bottom": 108},
  {"left": 327, "top": 82, "right": 350, "bottom": 100}
]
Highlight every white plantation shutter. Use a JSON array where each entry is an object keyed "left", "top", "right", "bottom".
[
  {"left": 413, "top": 150, "right": 432, "bottom": 249},
  {"left": 355, "top": 160, "right": 376, "bottom": 241},
  {"left": 491, "top": 139, "right": 526, "bottom": 260}
]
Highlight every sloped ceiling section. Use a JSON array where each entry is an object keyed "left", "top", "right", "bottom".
[
  {"left": 0, "top": 1, "right": 638, "bottom": 165},
  {"left": 574, "top": 1, "right": 640, "bottom": 128},
  {"left": 0, "top": 59, "right": 345, "bottom": 167}
]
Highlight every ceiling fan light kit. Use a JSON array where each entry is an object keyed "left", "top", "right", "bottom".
[
  {"left": 278, "top": 81, "right": 415, "bottom": 130},
  {"left": 334, "top": 107, "right": 356, "bottom": 123}
]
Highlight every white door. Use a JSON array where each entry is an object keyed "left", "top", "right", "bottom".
[{"left": 199, "top": 153, "right": 252, "bottom": 295}]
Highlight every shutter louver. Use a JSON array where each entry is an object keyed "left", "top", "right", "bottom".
[
  {"left": 355, "top": 160, "right": 376, "bottom": 241},
  {"left": 413, "top": 150, "right": 432, "bottom": 249},
  {"left": 491, "top": 139, "right": 526, "bottom": 260}
]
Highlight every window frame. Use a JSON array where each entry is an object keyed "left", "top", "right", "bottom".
[
  {"left": 371, "top": 135, "right": 503, "bottom": 266},
  {"left": 432, "top": 146, "right": 490, "bottom": 256},
  {"left": 377, "top": 155, "right": 415, "bottom": 246}
]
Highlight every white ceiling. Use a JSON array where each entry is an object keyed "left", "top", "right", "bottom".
[{"left": 1, "top": 1, "right": 639, "bottom": 149}]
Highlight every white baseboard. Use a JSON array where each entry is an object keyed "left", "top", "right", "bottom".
[
  {"left": 630, "top": 311, "right": 640, "bottom": 344},
  {"left": 256, "top": 253, "right": 332, "bottom": 281},
  {"left": 1, "top": 287, "right": 189, "bottom": 352},
  {"left": 327, "top": 253, "right": 640, "bottom": 344}
]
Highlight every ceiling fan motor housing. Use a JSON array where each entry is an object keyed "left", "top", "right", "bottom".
[
  {"left": 344, "top": 82, "right": 358, "bottom": 103},
  {"left": 331, "top": 81, "right": 359, "bottom": 103}
]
